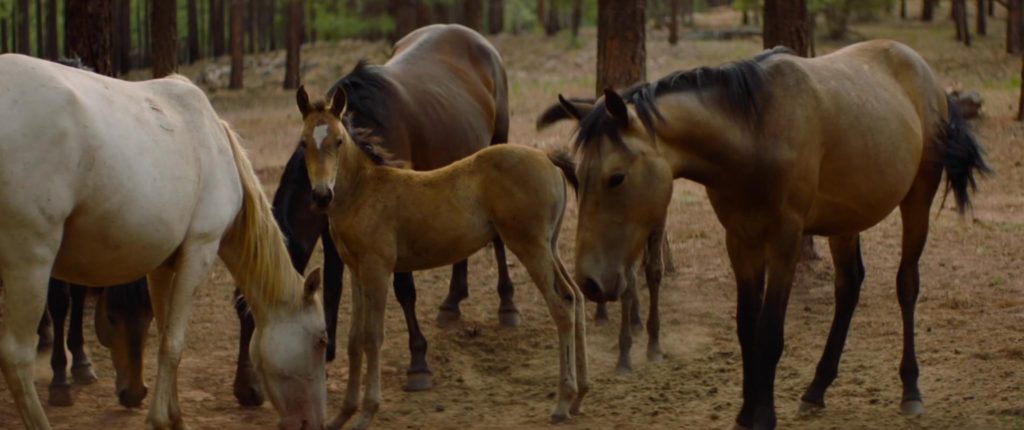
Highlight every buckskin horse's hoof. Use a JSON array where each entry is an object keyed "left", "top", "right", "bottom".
[
  {"left": 404, "top": 371, "right": 433, "bottom": 392},
  {"left": 71, "top": 364, "right": 97, "bottom": 385},
  {"left": 901, "top": 399, "right": 925, "bottom": 416},
  {"left": 48, "top": 383, "right": 73, "bottom": 407},
  {"left": 498, "top": 310, "right": 521, "bottom": 327},
  {"left": 436, "top": 308, "right": 461, "bottom": 327}
]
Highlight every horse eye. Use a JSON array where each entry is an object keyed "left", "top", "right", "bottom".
[{"left": 608, "top": 174, "right": 626, "bottom": 189}]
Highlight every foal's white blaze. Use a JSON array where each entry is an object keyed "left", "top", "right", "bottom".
[{"left": 313, "top": 125, "right": 328, "bottom": 150}]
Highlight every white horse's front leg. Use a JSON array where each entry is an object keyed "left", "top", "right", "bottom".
[
  {"left": 0, "top": 264, "right": 54, "bottom": 430},
  {"left": 146, "top": 244, "right": 217, "bottom": 430}
]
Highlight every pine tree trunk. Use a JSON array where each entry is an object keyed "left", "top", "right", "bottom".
[
  {"left": 67, "top": 0, "right": 113, "bottom": 75},
  {"left": 188, "top": 0, "right": 199, "bottom": 62},
  {"left": 922, "top": 0, "right": 934, "bottom": 21},
  {"left": 1018, "top": 55, "right": 1024, "bottom": 121},
  {"left": 392, "top": 0, "right": 418, "bottom": 41},
  {"left": 545, "top": 0, "right": 559, "bottom": 35},
  {"left": 118, "top": 0, "right": 131, "bottom": 72},
  {"left": 142, "top": 0, "right": 151, "bottom": 65},
  {"left": 417, "top": 1, "right": 432, "bottom": 26},
  {"left": 571, "top": 0, "right": 582, "bottom": 39},
  {"left": 16, "top": 0, "right": 29, "bottom": 54},
  {"left": 35, "top": 0, "right": 42, "bottom": 57},
  {"left": 763, "top": 0, "right": 810, "bottom": 56},
  {"left": 1009, "top": 0, "right": 1022, "bottom": 54},
  {"left": 152, "top": 0, "right": 177, "bottom": 78},
  {"left": 463, "top": 0, "right": 483, "bottom": 31},
  {"left": 211, "top": 0, "right": 225, "bottom": 57},
  {"left": 537, "top": 0, "right": 545, "bottom": 30},
  {"left": 900, "top": 0, "right": 907, "bottom": 18},
  {"left": 489, "top": 0, "right": 504, "bottom": 34},
  {"left": 669, "top": 0, "right": 679, "bottom": 45},
  {"left": 596, "top": 0, "right": 646, "bottom": 94},
  {"left": 977, "top": 0, "right": 986, "bottom": 35},
  {"left": 44, "top": 0, "right": 56, "bottom": 58},
  {"left": 283, "top": 0, "right": 301, "bottom": 89},
  {"left": 230, "top": 0, "right": 243, "bottom": 89},
  {"left": 246, "top": 0, "right": 254, "bottom": 52}
]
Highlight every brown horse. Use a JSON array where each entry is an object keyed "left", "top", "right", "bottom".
[
  {"left": 296, "top": 88, "right": 587, "bottom": 429},
  {"left": 539, "top": 40, "right": 989, "bottom": 429},
  {"left": 306, "top": 24, "right": 512, "bottom": 392}
]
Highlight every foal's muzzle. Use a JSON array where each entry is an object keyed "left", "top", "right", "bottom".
[{"left": 311, "top": 187, "right": 333, "bottom": 210}]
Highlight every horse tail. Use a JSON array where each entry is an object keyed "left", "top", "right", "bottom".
[
  {"left": 938, "top": 95, "right": 992, "bottom": 213},
  {"left": 547, "top": 150, "right": 578, "bottom": 194}
]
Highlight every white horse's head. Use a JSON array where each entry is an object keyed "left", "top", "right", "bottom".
[{"left": 251, "top": 269, "right": 328, "bottom": 430}]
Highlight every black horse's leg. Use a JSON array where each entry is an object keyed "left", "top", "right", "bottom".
[
  {"left": 394, "top": 271, "right": 432, "bottom": 391},
  {"left": 800, "top": 234, "right": 865, "bottom": 412},
  {"left": 232, "top": 290, "right": 264, "bottom": 406},
  {"left": 594, "top": 302, "right": 609, "bottom": 325},
  {"left": 437, "top": 260, "right": 469, "bottom": 325},
  {"left": 37, "top": 307, "right": 53, "bottom": 351},
  {"left": 47, "top": 280, "right": 74, "bottom": 406},
  {"left": 321, "top": 230, "right": 344, "bottom": 362},
  {"left": 68, "top": 285, "right": 97, "bottom": 385},
  {"left": 750, "top": 227, "right": 801, "bottom": 430},
  {"left": 492, "top": 237, "right": 520, "bottom": 327},
  {"left": 726, "top": 233, "right": 766, "bottom": 429},
  {"left": 644, "top": 231, "right": 665, "bottom": 362}
]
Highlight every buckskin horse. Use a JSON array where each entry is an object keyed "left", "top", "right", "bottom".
[{"left": 539, "top": 40, "right": 989, "bottom": 429}]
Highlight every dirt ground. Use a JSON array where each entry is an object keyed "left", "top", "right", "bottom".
[{"left": 3, "top": 5, "right": 1023, "bottom": 430}]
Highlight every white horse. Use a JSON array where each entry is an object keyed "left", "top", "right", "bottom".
[{"left": 0, "top": 54, "right": 327, "bottom": 430}]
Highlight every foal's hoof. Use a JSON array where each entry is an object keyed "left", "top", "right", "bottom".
[
  {"left": 901, "top": 400, "right": 925, "bottom": 416},
  {"left": 798, "top": 400, "right": 824, "bottom": 416},
  {"left": 550, "top": 411, "right": 570, "bottom": 424},
  {"left": 404, "top": 372, "right": 434, "bottom": 392},
  {"left": 498, "top": 310, "right": 521, "bottom": 327},
  {"left": 436, "top": 309, "right": 461, "bottom": 327},
  {"left": 72, "top": 364, "right": 98, "bottom": 385},
  {"left": 48, "top": 384, "right": 74, "bottom": 407},
  {"left": 647, "top": 348, "right": 664, "bottom": 362}
]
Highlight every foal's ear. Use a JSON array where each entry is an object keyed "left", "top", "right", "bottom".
[
  {"left": 603, "top": 88, "right": 629, "bottom": 129},
  {"left": 330, "top": 86, "right": 348, "bottom": 118},
  {"left": 304, "top": 267, "right": 322, "bottom": 302},
  {"left": 536, "top": 95, "right": 595, "bottom": 130},
  {"left": 297, "top": 85, "right": 313, "bottom": 118}
]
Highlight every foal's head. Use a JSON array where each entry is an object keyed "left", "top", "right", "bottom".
[
  {"left": 539, "top": 90, "right": 674, "bottom": 303},
  {"left": 295, "top": 86, "right": 354, "bottom": 211}
]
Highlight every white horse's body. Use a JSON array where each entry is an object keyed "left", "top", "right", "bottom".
[{"left": 0, "top": 54, "right": 326, "bottom": 430}]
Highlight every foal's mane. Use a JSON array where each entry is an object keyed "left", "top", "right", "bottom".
[{"left": 575, "top": 46, "right": 792, "bottom": 150}]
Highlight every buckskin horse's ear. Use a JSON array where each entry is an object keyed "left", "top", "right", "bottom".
[
  {"left": 304, "top": 267, "right": 322, "bottom": 303},
  {"left": 330, "top": 86, "right": 348, "bottom": 118},
  {"left": 603, "top": 88, "right": 629, "bottom": 129},
  {"left": 536, "top": 95, "right": 596, "bottom": 130},
  {"left": 296, "top": 85, "right": 312, "bottom": 118}
]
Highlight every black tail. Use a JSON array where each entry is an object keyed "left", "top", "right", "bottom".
[
  {"left": 547, "top": 150, "right": 579, "bottom": 193},
  {"left": 939, "top": 95, "right": 992, "bottom": 213}
]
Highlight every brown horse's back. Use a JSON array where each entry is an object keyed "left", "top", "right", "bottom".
[{"left": 382, "top": 24, "right": 509, "bottom": 169}]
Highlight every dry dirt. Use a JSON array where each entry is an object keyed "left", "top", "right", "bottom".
[{"left": 2, "top": 5, "right": 1023, "bottom": 430}]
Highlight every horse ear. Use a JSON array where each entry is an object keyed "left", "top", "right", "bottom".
[
  {"left": 330, "top": 86, "right": 348, "bottom": 118},
  {"left": 603, "top": 88, "right": 629, "bottom": 129},
  {"left": 297, "top": 85, "right": 312, "bottom": 118},
  {"left": 304, "top": 267, "right": 322, "bottom": 302},
  {"left": 536, "top": 95, "right": 596, "bottom": 130}
]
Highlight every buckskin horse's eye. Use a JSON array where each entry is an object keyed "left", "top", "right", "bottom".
[{"left": 608, "top": 174, "right": 626, "bottom": 189}]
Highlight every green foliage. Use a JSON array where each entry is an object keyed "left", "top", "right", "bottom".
[{"left": 313, "top": 2, "right": 394, "bottom": 41}]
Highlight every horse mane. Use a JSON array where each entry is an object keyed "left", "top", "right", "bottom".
[
  {"left": 220, "top": 121, "right": 304, "bottom": 311},
  {"left": 575, "top": 46, "right": 792, "bottom": 149},
  {"left": 343, "top": 118, "right": 406, "bottom": 168},
  {"left": 328, "top": 60, "right": 392, "bottom": 132}
]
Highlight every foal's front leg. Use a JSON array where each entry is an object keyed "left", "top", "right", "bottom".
[
  {"left": 328, "top": 266, "right": 366, "bottom": 430},
  {"left": 353, "top": 261, "right": 391, "bottom": 430}
]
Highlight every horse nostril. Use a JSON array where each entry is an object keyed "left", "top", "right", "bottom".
[
  {"left": 580, "top": 278, "right": 604, "bottom": 303},
  {"left": 312, "top": 189, "right": 333, "bottom": 209}
]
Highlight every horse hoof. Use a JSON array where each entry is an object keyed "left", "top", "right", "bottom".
[
  {"left": 631, "top": 323, "right": 644, "bottom": 337},
  {"left": 594, "top": 315, "right": 609, "bottom": 326},
  {"left": 436, "top": 309, "right": 461, "bottom": 327},
  {"left": 404, "top": 372, "right": 434, "bottom": 392},
  {"left": 550, "top": 411, "right": 570, "bottom": 424},
  {"left": 798, "top": 400, "right": 824, "bottom": 416},
  {"left": 901, "top": 400, "right": 925, "bottom": 416},
  {"left": 647, "top": 349, "right": 664, "bottom": 362},
  {"left": 732, "top": 423, "right": 752, "bottom": 430},
  {"left": 498, "top": 310, "right": 521, "bottom": 327},
  {"left": 233, "top": 383, "right": 265, "bottom": 407},
  {"left": 615, "top": 364, "right": 632, "bottom": 375},
  {"left": 48, "top": 384, "right": 74, "bottom": 407},
  {"left": 72, "top": 364, "right": 98, "bottom": 385}
]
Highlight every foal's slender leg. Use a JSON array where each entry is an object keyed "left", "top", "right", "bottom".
[
  {"left": 47, "top": 280, "right": 74, "bottom": 406},
  {"left": 328, "top": 268, "right": 366, "bottom": 430},
  {"left": 616, "top": 272, "right": 637, "bottom": 374},
  {"left": 68, "top": 285, "right": 97, "bottom": 385},
  {"left": 644, "top": 231, "right": 665, "bottom": 362},
  {"left": 354, "top": 262, "right": 391, "bottom": 430},
  {"left": 493, "top": 237, "right": 521, "bottom": 327},
  {"left": 321, "top": 230, "right": 345, "bottom": 363},
  {"left": 0, "top": 265, "right": 54, "bottom": 430},
  {"left": 555, "top": 257, "right": 588, "bottom": 415},
  {"left": 393, "top": 271, "right": 433, "bottom": 392},
  {"left": 231, "top": 290, "right": 264, "bottom": 407},
  {"left": 436, "top": 260, "right": 469, "bottom": 325},
  {"left": 799, "top": 234, "right": 865, "bottom": 413},
  {"left": 726, "top": 232, "right": 766, "bottom": 430}
]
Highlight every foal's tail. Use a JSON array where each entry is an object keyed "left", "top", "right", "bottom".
[
  {"left": 938, "top": 95, "right": 992, "bottom": 213},
  {"left": 547, "top": 150, "right": 578, "bottom": 194}
]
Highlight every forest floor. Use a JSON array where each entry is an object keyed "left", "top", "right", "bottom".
[{"left": 2, "top": 5, "right": 1023, "bottom": 430}]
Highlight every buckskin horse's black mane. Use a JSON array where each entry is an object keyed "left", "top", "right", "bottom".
[{"left": 575, "top": 46, "right": 793, "bottom": 149}]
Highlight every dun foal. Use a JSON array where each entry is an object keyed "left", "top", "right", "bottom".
[{"left": 296, "top": 87, "right": 588, "bottom": 429}]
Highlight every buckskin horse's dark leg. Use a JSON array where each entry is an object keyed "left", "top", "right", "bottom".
[
  {"left": 799, "top": 234, "right": 865, "bottom": 413},
  {"left": 47, "top": 279, "right": 74, "bottom": 406},
  {"left": 437, "top": 260, "right": 469, "bottom": 325},
  {"left": 394, "top": 271, "right": 432, "bottom": 391},
  {"left": 726, "top": 233, "right": 766, "bottom": 430},
  {"left": 68, "top": 285, "right": 97, "bottom": 385},
  {"left": 321, "top": 230, "right": 344, "bottom": 362},
  {"left": 232, "top": 290, "right": 263, "bottom": 406},
  {"left": 493, "top": 237, "right": 520, "bottom": 327}
]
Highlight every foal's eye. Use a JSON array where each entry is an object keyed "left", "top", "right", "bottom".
[{"left": 608, "top": 174, "right": 626, "bottom": 189}]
